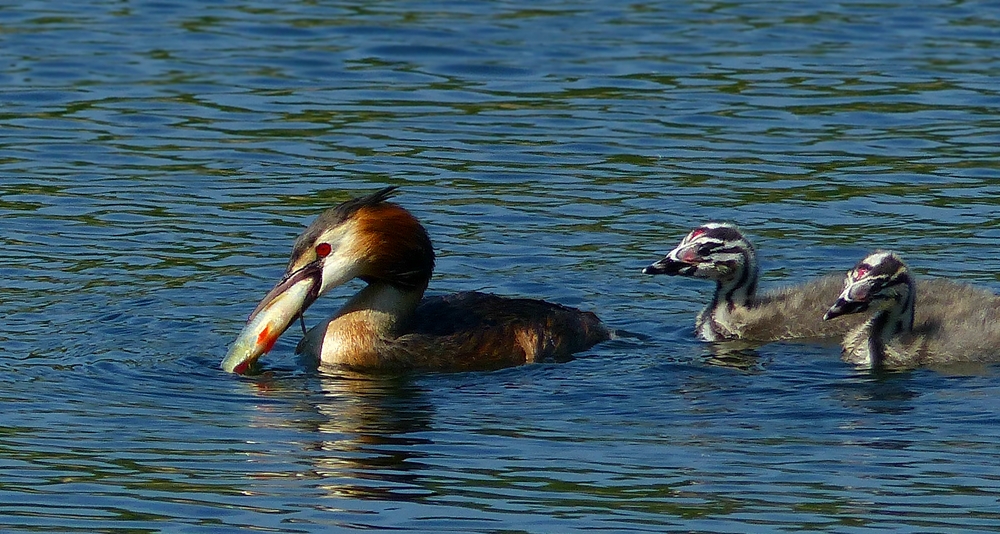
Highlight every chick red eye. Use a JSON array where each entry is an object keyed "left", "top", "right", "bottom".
[
  {"left": 855, "top": 266, "right": 869, "bottom": 278},
  {"left": 315, "top": 243, "right": 332, "bottom": 258}
]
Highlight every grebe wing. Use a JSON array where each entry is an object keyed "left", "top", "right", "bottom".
[{"left": 382, "top": 291, "right": 609, "bottom": 371}]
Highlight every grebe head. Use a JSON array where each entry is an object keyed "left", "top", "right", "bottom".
[
  {"left": 824, "top": 251, "right": 912, "bottom": 321},
  {"left": 642, "top": 222, "right": 756, "bottom": 284},
  {"left": 221, "top": 186, "right": 435, "bottom": 374},
  {"left": 285, "top": 186, "right": 434, "bottom": 297}
]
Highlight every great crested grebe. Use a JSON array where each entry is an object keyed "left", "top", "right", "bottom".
[
  {"left": 641, "top": 222, "right": 865, "bottom": 342},
  {"left": 221, "top": 187, "right": 609, "bottom": 374},
  {"left": 824, "top": 250, "right": 1000, "bottom": 370}
]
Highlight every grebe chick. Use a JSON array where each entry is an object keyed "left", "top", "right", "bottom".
[
  {"left": 824, "top": 251, "right": 1000, "bottom": 371},
  {"left": 641, "top": 222, "right": 863, "bottom": 342},
  {"left": 221, "top": 187, "right": 609, "bottom": 374}
]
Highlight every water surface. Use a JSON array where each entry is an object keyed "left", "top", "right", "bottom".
[{"left": 3, "top": 0, "right": 1000, "bottom": 532}]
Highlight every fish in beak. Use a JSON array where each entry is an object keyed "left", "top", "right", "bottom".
[
  {"left": 220, "top": 187, "right": 425, "bottom": 374},
  {"left": 221, "top": 263, "right": 322, "bottom": 374}
]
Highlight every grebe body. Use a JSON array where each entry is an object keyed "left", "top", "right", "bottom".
[
  {"left": 642, "top": 222, "right": 863, "bottom": 342},
  {"left": 222, "top": 187, "right": 608, "bottom": 374},
  {"left": 824, "top": 251, "right": 1000, "bottom": 370}
]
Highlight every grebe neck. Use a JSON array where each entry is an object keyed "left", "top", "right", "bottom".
[
  {"left": 702, "top": 248, "right": 759, "bottom": 337},
  {"left": 338, "top": 282, "right": 426, "bottom": 334},
  {"left": 865, "top": 279, "right": 915, "bottom": 368},
  {"left": 298, "top": 282, "right": 426, "bottom": 366}
]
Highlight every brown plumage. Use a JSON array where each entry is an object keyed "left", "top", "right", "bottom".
[
  {"left": 824, "top": 251, "right": 1000, "bottom": 370},
  {"left": 224, "top": 186, "right": 609, "bottom": 374},
  {"left": 299, "top": 291, "right": 608, "bottom": 372}
]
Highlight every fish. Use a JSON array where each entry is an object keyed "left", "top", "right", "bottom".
[{"left": 221, "top": 266, "right": 320, "bottom": 374}]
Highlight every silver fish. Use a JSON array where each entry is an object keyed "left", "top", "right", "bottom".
[{"left": 221, "top": 266, "right": 320, "bottom": 374}]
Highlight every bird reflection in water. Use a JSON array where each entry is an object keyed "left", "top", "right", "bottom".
[
  {"left": 311, "top": 371, "right": 436, "bottom": 501},
  {"left": 244, "top": 370, "right": 438, "bottom": 503}
]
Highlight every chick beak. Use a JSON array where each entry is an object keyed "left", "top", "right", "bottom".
[
  {"left": 642, "top": 248, "right": 696, "bottom": 276},
  {"left": 823, "top": 298, "right": 868, "bottom": 321}
]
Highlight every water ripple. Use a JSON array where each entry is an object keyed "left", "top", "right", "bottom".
[{"left": 3, "top": 0, "right": 1000, "bottom": 532}]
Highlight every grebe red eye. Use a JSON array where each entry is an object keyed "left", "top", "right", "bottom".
[
  {"left": 315, "top": 243, "right": 332, "bottom": 258},
  {"left": 855, "top": 266, "right": 869, "bottom": 278}
]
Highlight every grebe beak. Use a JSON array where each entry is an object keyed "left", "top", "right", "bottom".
[
  {"left": 642, "top": 256, "right": 692, "bottom": 276},
  {"left": 823, "top": 297, "right": 869, "bottom": 321},
  {"left": 221, "top": 261, "right": 323, "bottom": 374},
  {"left": 824, "top": 270, "right": 877, "bottom": 321}
]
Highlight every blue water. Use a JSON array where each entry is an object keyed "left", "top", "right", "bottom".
[{"left": 3, "top": 0, "right": 1000, "bottom": 532}]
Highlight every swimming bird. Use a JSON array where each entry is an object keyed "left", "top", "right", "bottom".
[
  {"left": 824, "top": 250, "right": 1000, "bottom": 370},
  {"left": 221, "top": 186, "right": 609, "bottom": 374},
  {"left": 641, "top": 222, "right": 863, "bottom": 342}
]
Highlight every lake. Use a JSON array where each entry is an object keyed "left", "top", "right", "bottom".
[{"left": 3, "top": 0, "right": 1000, "bottom": 532}]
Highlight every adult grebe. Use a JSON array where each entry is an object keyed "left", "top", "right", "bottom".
[
  {"left": 221, "top": 187, "right": 609, "bottom": 374},
  {"left": 824, "top": 250, "right": 1000, "bottom": 370}
]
